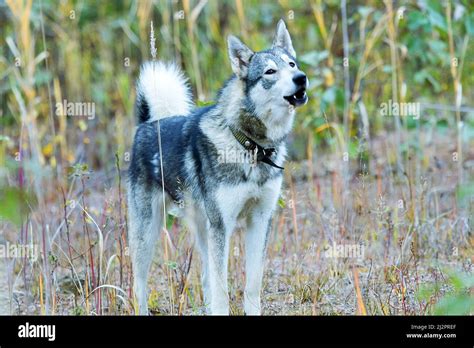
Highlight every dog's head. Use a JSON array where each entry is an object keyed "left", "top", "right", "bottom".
[{"left": 228, "top": 20, "right": 308, "bottom": 122}]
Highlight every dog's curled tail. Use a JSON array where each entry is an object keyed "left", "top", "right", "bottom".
[{"left": 135, "top": 61, "right": 193, "bottom": 123}]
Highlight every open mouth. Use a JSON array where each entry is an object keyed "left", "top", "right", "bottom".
[{"left": 283, "top": 87, "right": 308, "bottom": 107}]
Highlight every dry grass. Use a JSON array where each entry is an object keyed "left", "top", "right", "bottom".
[
  {"left": 1, "top": 127, "right": 472, "bottom": 315},
  {"left": 0, "top": 0, "right": 473, "bottom": 316}
]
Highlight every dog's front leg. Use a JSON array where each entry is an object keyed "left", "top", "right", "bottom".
[
  {"left": 244, "top": 178, "right": 282, "bottom": 315},
  {"left": 207, "top": 225, "right": 231, "bottom": 315},
  {"left": 244, "top": 215, "right": 272, "bottom": 315}
]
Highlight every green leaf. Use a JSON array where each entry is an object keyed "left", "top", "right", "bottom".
[
  {"left": 427, "top": 10, "right": 447, "bottom": 32},
  {"left": 413, "top": 69, "right": 441, "bottom": 92},
  {"left": 406, "top": 116, "right": 418, "bottom": 130},
  {"left": 436, "top": 119, "right": 449, "bottom": 129},
  {"left": 0, "top": 187, "right": 36, "bottom": 226},
  {"left": 278, "top": 197, "right": 286, "bottom": 208},
  {"left": 448, "top": 271, "right": 474, "bottom": 291},
  {"left": 407, "top": 11, "right": 430, "bottom": 31},
  {"left": 347, "top": 140, "right": 359, "bottom": 159},
  {"left": 434, "top": 294, "right": 473, "bottom": 315},
  {"left": 166, "top": 214, "right": 175, "bottom": 230},
  {"left": 164, "top": 260, "right": 177, "bottom": 270},
  {"left": 416, "top": 283, "right": 436, "bottom": 301},
  {"left": 426, "top": 0, "right": 447, "bottom": 32},
  {"left": 196, "top": 100, "right": 214, "bottom": 107}
]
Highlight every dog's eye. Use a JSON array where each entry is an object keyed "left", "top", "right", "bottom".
[
  {"left": 265, "top": 69, "right": 276, "bottom": 75},
  {"left": 289, "top": 62, "right": 295, "bottom": 68}
]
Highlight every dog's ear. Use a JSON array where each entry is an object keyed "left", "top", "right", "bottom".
[
  {"left": 227, "top": 35, "right": 254, "bottom": 78},
  {"left": 272, "top": 19, "right": 296, "bottom": 58}
]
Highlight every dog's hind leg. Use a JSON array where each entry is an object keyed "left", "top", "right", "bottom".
[
  {"left": 185, "top": 202, "right": 211, "bottom": 313},
  {"left": 244, "top": 178, "right": 282, "bottom": 315},
  {"left": 128, "top": 187, "right": 163, "bottom": 315}
]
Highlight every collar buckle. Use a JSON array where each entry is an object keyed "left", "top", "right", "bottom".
[{"left": 229, "top": 125, "right": 284, "bottom": 170}]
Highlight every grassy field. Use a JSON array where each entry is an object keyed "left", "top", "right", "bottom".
[{"left": 0, "top": 0, "right": 473, "bottom": 315}]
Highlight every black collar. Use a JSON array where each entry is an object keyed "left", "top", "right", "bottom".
[{"left": 229, "top": 125, "right": 284, "bottom": 170}]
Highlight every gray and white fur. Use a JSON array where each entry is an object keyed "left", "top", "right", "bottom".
[{"left": 128, "top": 20, "right": 308, "bottom": 315}]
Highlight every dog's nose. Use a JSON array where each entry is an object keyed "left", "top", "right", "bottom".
[{"left": 293, "top": 73, "right": 307, "bottom": 86}]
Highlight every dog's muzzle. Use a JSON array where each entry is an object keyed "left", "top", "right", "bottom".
[{"left": 284, "top": 73, "right": 308, "bottom": 107}]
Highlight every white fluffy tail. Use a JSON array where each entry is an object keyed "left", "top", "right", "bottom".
[{"left": 136, "top": 61, "right": 193, "bottom": 123}]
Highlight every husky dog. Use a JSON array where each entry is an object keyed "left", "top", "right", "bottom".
[{"left": 128, "top": 20, "right": 308, "bottom": 315}]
